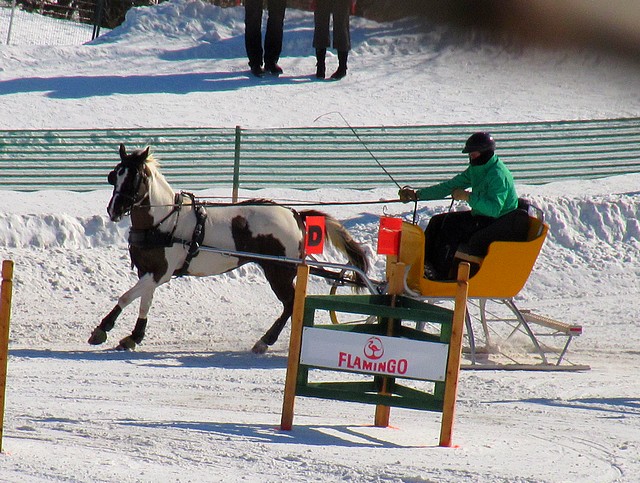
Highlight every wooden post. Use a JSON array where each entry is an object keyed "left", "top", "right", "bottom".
[
  {"left": 280, "top": 264, "right": 310, "bottom": 430},
  {"left": 0, "top": 260, "right": 15, "bottom": 453},
  {"left": 439, "top": 262, "right": 470, "bottom": 447},
  {"left": 374, "top": 262, "right": 405, "bottom": 427}
]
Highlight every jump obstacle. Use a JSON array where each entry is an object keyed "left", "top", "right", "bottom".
[
  {"left": 281, "top": 261, "right": 470, "bottom": 447},
  {"left": 0, "top": 260, "right": 15, "bottom": 453}
]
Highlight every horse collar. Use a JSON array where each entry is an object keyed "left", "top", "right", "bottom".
[
  {"left": 128, "top": 192, "right": 208, "bottom": 278},
  {"left": 127, "top": 192, "right": 183, "bottom": 248}
]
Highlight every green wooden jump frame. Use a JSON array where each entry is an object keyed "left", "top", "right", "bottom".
[{"left": 281, "top": 262, "right": 470, "bottom": 447}]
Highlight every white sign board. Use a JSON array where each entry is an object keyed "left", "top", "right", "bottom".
[{"left": 300, "top": 327, "right": 449, "bottom": 382}]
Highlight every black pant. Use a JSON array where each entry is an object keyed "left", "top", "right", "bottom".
[
  {"left": 313, "top": 0, "right": 351, "bottom": 51},
  {"left": 425, "top": 209, "right": 530, "bottom": 279},
  {"left": 244, "top": 0, "right": 287, "bottom": 68}
]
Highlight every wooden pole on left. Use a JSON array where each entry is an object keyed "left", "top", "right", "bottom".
[{"left": 0, "top": 260, "right": 15, "bottom": 453}]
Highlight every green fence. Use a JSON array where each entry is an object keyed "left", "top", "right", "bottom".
[{"left": 0, "top": 117, "right": 638, "bottom": 191}]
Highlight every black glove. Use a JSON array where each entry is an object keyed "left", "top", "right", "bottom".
[{"left": 398, "top": 187, "right": 417, "bottom": 203}]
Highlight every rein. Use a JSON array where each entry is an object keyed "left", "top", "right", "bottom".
[
  {"left": 154, "top": 192, "right": 184, "bottom": 231},
  {"left": 136, "top": 198, "right": 405, "bottom": 209}
]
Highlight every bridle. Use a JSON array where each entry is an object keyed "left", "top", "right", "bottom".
[
  {"left": 108, "top": 160, "right": 184, "bottom": 230},
  {"left": 108, "top": 162, "right": 148, "bottom": 217}
]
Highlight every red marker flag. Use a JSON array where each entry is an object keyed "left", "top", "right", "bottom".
[
  {"left": 304, "top": 216, "right": 325, "bottom": 254},
  {"left": 377, "top": 217, "right": 403, "bottom": 255}
]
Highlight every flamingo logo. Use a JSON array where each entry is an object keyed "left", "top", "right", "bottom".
[{"left": 364, "top": 336, "right": 384, "bottom": 360}]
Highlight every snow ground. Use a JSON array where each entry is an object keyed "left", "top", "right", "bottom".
[{"left": 0, "top": 2, "right": 639, "bottom": 482}]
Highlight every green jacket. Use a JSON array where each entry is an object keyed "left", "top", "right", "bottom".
[{"left": 416, "top": 154, "right": 518, "bottom": 218}]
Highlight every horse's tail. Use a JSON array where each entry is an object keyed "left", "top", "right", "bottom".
[{"left": 299, "top": 210, "right": 369, "bottom": 288}]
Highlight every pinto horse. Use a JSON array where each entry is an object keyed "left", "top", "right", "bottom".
[{"left": 88, "top": 144, "right": 369, "bottom": 353}]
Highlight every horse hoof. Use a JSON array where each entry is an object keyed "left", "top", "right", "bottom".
[
  {"left": 88, "top": 328, "right": 107, "bottom": 345},
  {"left": 115, "top": 336, "right": 136, "bottom": 351},
  {"left": 251, "top": 340, "right": 268, "bottom": 354}
]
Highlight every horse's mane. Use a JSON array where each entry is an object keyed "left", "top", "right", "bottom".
[
  {"left": 145, "top": 153, "right": 160, "bottom": 169},
  {"left": 142, "top": 153, "right": 175, "bottom": 197},
  {"left": 143, "top": 153, "right": 165, "bottom": 181}
]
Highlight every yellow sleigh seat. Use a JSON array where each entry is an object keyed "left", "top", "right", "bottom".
[{"left": 393, "top": 216, "right": 548, "bottom": 299}]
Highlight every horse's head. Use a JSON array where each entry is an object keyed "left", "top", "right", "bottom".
[{"left": 107, "top": 144, "right": 151, "bottom": 222}]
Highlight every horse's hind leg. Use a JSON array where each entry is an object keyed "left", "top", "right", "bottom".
[
  {"left": 252, "top": 264, "right": 296, "bottom": 354},
  {"left": 88, "top": 273, "right": 158, "bottom": 347}
]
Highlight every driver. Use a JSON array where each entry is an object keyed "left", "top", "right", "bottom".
[{"left": 398, "top": 132, "right": 530, "bottom": 279}]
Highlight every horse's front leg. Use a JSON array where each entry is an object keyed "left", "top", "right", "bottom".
[
  {"left": 88, "top": 273, "right": 158, "bottom": 347},
  {"left": 114, "top": 289, "right": 154, "bottom": 351}
]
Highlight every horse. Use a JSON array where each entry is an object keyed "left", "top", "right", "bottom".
[{"left": 88, "top": 144, "right": 369, "bottom": 353}]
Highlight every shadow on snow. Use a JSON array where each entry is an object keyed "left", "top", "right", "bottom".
[
  {"left": 119, "top": 419, "right": 429, "bottom": 448},
  {"left": 9, "top": 348, "right": 288, "bottom": 370}
]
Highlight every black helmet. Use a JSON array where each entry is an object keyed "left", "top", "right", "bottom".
[{"left": 462, "top": 132, "right": 496, "bottom": 153}]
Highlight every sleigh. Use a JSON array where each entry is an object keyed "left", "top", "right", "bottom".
[{"left": 385, "top": 211, "right": 587, "bottom": 370}]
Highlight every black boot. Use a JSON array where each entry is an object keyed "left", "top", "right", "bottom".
[
  {"left": 315, "top": 48, "right": 326, "bottom": 79},
  {"left": 249, "top": 62, "right": 264, "bottom": 78},
  {"left": 264, "top": 62, "right": 283, "bottom": 75},
  {"left": 331, "top": 51, "right": 348, "bottom": 80}
]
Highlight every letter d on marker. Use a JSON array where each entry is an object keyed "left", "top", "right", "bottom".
[{"left": 305, "top": 216, "right": 325, "bottom": 254}]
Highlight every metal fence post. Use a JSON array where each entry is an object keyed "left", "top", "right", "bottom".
[
  {"left": 6, "top": 0, "right": 18, "bottom": 45},
  {"left": 232, "top": 125, "right": 241, "bottom": 202}
]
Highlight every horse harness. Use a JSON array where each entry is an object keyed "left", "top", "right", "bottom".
[{"left": 128, "top": 191, "right": 208, "bottom": 277}]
